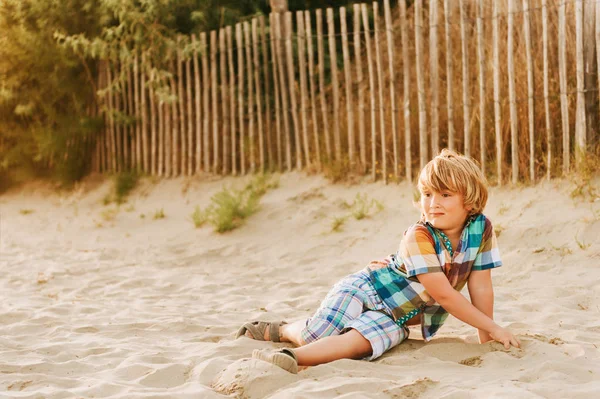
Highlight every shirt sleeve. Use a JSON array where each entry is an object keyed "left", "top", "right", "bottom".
[
  {"left": 472, "top": 218, "right": 503, "bottom": 271},
  {"left": 399, "top": 224, "right": 444, "bottom": 277}
]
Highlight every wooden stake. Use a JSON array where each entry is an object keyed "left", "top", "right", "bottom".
[
  {"left": 476, "top": 0, "right": 486, "bottom": 175},
  {"left": 415, "top": 0, "right": 428, "bottom": 169},
  {"left": 177, "top": 36, "right": 186, "bottom": 175},
  {"left": 285, "top": 12, "right": 302, "bottom": 169},
  {"left": 523, "top": 0, "right": 535, "bottom": 181},
  {"left": 492, "top": 0, "right": 502, "bottom": 185},
  {"left": 186, "top": 40, "right": 194, "bottom": 175},
  {"left": 116, "top": 60, "right": 125, "bottom": 172},
  {"left": 106, "top": 60, "right": 117, "bottom": 172},
  {"left": 400, "top": 0, "right": 412, "bottom": 181},
  {"left": 575, "top": 0, "right": 586, "bottom": 167},
  {"left": 236, "top": 24, "right": 246, "bottom": 174},
  {"left": 326, "top": 8, "right": 341, "bottom": 162},
  {"left": 164, "top": 57, "right": 172, "bottom": 176},
  {"left": 443, "top": 0, "right": 455, "bottom": 152},
  {"left": 201, "top": 32, "right": 210, "bottom": 172},
  {"left": 297, "top": 11, "right": 311, "bottom": 167},
  {"left": 252, "top": 19, "right": 265, "bottom": 173},
  {"left": 244, "top": 22, "right": 256, "bottom": 173},
  {"left": 121, "top": 57, "right": 130, "bottom": 171},
  {"left": 149, "top": 67, "right": 157, "bottom": 176},
  {"left": 113, "top": 61, "right": 123, "bottom": 172},
  {"left": 220, "top": 28, "right": 230, "bottom": 175},
  {"left": 98, "top": 62, "right": 105, "bottom": 173},
  {"left": 305, "top": 10, "right": 322, "bottom": 168},
  {"left": 192, "top": 34, "right": 202, "bottom": 173},
  {"left": 543, "top": 0, "right": 552, "bottom": 180},
  {"left": 373, "top": 2, "right": 387, "bottom": 184},
  {"left": 140, "top": 52, "right": 149, "bottom": 173},
  {"left": 158, "top": 75, "right": 165, "bottom": 177},
  {"left": 508, "top": 0, "right": 518, "bottom": 184},
  {"left": 260, "top": 16, "right": 273, "bottom": 170},
  {"left": 429, "top": 0, "right": 439, "bottom": 158},
  {"left": 340, "top": 7, "right": 354, "bottom": 164},
  {"left": 126, "top": 54, "right": 134, "bottom": 170},
  {"left": 169, "top": 56, "right": 179, "bottom": 176},
  {"left": 270, "top": 13, "right": 283, "bottom": 171},
  {"left": 559, "top": 1, "right": 570, "bottom": 174},
  {"left": 227, "top": 26, "right": 237, "bottom": 175},
  {"left": 316, "top": 9, "right": 332, "bottom": 162},
  {"left": 164, "top": 66, "right": 172, "bottom": 177},
  {"left": 353, "top": 4, "right": 366, "bottom": 173},
  {"left": 459, "top": 0, "right": 471, "bottom": 157},
  {"left": 210, "top": 30, "right": 219, "bottom": 173},
  {"left": 362, "top": 4, "right": 377, "bottom": 181},
  {"left": 134, "top": 52, "right": 142, "bottom": 170}
]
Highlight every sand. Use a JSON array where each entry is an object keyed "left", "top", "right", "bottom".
[{"left": 1, "top": 172, "right": 599, "bottom": 398}]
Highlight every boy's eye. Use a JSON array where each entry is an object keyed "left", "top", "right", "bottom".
[
  {"left": 423, "top": 193, "right": 431, "bottom": 197},
  {"left": 442, "top": 193, "right": 451, "bottom": 198}
]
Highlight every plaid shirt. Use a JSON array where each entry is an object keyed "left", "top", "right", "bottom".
[{"left": 366, "top": 213, "right": 502, "bottom": 341}]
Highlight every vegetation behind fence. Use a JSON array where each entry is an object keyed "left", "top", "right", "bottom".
[{"left": 91, "top": 0, "right": 599, "bottom": 184}]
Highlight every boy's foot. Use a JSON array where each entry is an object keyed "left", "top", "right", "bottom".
[
  {"left": 236, "top": 321, "right": 287, "bottom": 342},
  {"left": 252, "top": 348, "right": 298, "bottom": 374}
]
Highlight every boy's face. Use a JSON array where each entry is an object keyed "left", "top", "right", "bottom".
[{"left": 420, "top": 187, "right": 471, "bottom": 233}]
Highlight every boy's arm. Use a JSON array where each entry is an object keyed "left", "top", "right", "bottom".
[
  {"left": 416, "top": 272, "right": 520, "bottom": 349},
  {"left": 467, "top": 270, "right": 494, "bottom": 343}
]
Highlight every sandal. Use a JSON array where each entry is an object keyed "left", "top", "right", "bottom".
[
  {"left": 235, "top": 320, "right": 288, "bottom": 342},
  {"left": 252, "top": 348, "right": 298, "bottom": 374}
]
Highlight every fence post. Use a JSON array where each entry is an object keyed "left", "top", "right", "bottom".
[
  {"left": 429, "top": 0, "right": 439, "bottom": 158},
  {"left": 305, "top": 10, "right": 322, "bottom": 168},
  {"left": 285, "top": 12, "right": 302, "bottom": 169},
  {"left": 327, "top": 8, "right": 341, "bottom": 162},
  {"left": 492, "top": 0, "right": 502, "bottom": 185},
  {"left": 340, "top": 6, "right": 355, "bottom": 165},
  {"left": 384, "top": 0, "right": 399, "bottom": 179},
  {"left": 459, "top": 0, "right": 471, "bottom": 157},
  {"left": 354, "top": 4, "right": 366, "bottom": 174},
  {"left": 415, "top": 0, "right": 428, "bottom": 169},
  {"left": 559, "top": 1, "right": 570, "bottom": 174},
  {"left": 269, "top": 14, "right": 283, "bottom": 171},
  {"left": 192, "top": 34, "right": 202, "bottom": 173},
  {"left": 444, "top": 0, "right": 455, "bottom": 152},
  {"left": 176, "top": 37, "right": 186, "bottom": 175},
  {"left": 297, "top": 11, "right": 311, "bottom": 167},
  {"left": 399, "top": 0, "right": 412, "bottom": 181},
  {"left": 542, "top": 0, "right": 552, "bottom": 180},
  {"left": 373, "top": 2, "right": 387, "bottom": 184},
  {"left": 476, "top": 0, "right": 486, "bottom": 175},
  {"left": 523, "top": 0, "right": 535, "bottom": 181},
  {"left": 361, "top": 4, "right": 377, "bottom": 181}
]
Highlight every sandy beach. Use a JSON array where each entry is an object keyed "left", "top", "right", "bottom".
[{"left": 1, "top": 173, "right": 599, "bottom": 398}]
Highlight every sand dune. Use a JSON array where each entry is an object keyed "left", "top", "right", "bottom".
[{"left": 1, "top": 173, "right": 599, "bottom": 398}]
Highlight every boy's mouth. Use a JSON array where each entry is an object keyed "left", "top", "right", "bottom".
[{"left": 429, "top": 212, "right": 445, "bottom": 217}]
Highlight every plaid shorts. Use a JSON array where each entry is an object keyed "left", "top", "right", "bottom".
[{"left": 301, "top": 270, "right": 410, "bottom": 360}]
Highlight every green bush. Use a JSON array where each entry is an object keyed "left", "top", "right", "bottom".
[
  {"left": 114, "top": 170, "right": 139, "bottom": 204},
  {"left": 193, "top": 174, "right": 278, "bottom": 233}
]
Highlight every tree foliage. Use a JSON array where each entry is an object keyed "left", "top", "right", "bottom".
[{"left": 0, "top": 0, "right": 359, "bottom": 188}]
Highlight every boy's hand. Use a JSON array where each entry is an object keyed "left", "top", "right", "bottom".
[{"left": 489, "top": 326, "right": 521, "bottom": 349}]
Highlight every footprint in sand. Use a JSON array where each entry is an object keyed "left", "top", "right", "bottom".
[{"left": 383, "top": 377, "right": 438, "bottom": 399}]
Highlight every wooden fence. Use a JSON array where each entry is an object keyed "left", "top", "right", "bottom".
[{"left": 92, "top": 0, "right": 599, "bottom": 185}]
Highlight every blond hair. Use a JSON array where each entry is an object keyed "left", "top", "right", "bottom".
[{"left": 417, "top": 149, "right": 488, "bottom": 214}]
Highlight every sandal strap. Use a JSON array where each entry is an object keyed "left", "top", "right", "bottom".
[{"left": 270, "top": 322, "right": 281, "bottom": 342}]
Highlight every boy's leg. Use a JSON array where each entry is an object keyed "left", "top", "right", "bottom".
[{"left": 292, "top": 328, "right": 372, "bottom": 366}]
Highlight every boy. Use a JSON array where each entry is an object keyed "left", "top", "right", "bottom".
[{"left": 237, "top": 149, "right": 520, "bottom": 373}]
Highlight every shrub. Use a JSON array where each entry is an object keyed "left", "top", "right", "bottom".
[
  {"left": 114, "top": 170, "right": 139, "bottom": 204},
  {"left": 193, "top": 174, "right": 278, "bottom": 233},
  {"left": 153, "top": 208, "right": 165, "bottom": 220}
]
